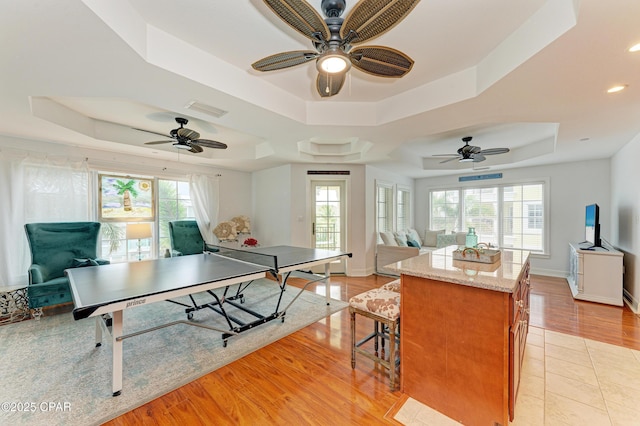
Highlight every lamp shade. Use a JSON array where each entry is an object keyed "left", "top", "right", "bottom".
[{"left": 126, "top": 223, "right": 152, "bottom": 240}]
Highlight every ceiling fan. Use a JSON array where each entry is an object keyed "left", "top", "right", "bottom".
[
  {"left": 433, "top": 136, "right": 510, "bottom": 163},
  {"left": 136, "top": 117, "right": 227, "bottom": 154},
  {"left": 252, "top": 0, "right": 420, "bottom": 97}
]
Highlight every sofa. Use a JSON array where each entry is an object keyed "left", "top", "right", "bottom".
[{"left": 376, "top": 229, "right": 467, "bottom": 275}]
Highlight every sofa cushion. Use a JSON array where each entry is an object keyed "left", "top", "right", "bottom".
[
  {"left": 394, "top": 231, "right": 408, "bottom": 246},
  {"left": 380, "top": 231, "right": 398, "bottom": 246},
  {"left": 424, "top": 229, "right": 445, "bottom": 247}
]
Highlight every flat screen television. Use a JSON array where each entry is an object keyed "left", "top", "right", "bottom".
[{"left": 585, "top": 203, "right": 601, "bottom": 247}]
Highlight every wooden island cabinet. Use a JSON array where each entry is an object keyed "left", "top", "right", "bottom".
[{"left": 386, "top": 247, "right": 530, "bottom": 426}]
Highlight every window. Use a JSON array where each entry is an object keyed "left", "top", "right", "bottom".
[
  {"left": 376, "top": 182, "right": 394, "bottom": 235},
  {"left": 99, "top": 177, "right": 194, "bottom": 262},
  {"left": 397, "top": 186, "right": 411, "bottom": 231},
  {"left": 158, "top": 179, "right": 193, "bottom": 256},
  {"left": 430, "top": 189, "right": 459, "bottom": 232},
  {"left": 429, "top": 182, "right": 546, "bottom": 252}
]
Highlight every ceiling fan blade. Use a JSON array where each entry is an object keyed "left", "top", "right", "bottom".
[
  {"left": 133, "top": 128, "right": 172, "bottom": 138},
  {"left": 262, "top": 0, "right": 330, "bottom": 42},
  {"left": 350, "top": 46, "right": 414, "bottom": 77},
  {"left": 459, "top": 145, "right": 481, "bottom": 155},
  {"left": 340, "top": 0, "right": 421, "bottom": 45},
  {"left": 316, "top": 71, "right": 346, "bottom": 97},
  {"left": 472, "top": 154, "right": 486, "bottom": 162},
  {"left": 144, "top": 140, "right": 174, "bottom": 145},
  {"left": 252, "top": 50, "right": 318, "bottom": 72},
  {"left": 193, "top": 139, "right": 228, "bottom": 149},
  {"left": 480, "top": 148, "right": 510, "bottom": 155},
  {"left": 432, "top": 154, "right": 459, "bottom": 157},
  {"left": 177, "top": 128, "right": 200, "bottom": 140},
  {"left": 188, "top": 144, "right": 204, "bottom": 154},
  {"left": 439, "top": 156, "right": 460, "bottom": 164}
]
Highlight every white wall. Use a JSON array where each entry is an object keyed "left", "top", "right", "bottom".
[
  {"left": 251, "top": 165, "right": 292, "bottom": 246},
  {"left": 611, "top": 134, "right": 640, "bottom": 312},
  {"left": 415, "top": 159, "right": 611, "bottom": 276}
]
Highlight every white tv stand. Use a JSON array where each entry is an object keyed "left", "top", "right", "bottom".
[{"left": 568, "top": 242, "right": 623, "bottom": 306}]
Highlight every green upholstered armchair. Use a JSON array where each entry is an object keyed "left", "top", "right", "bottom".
[
  {"left": 24, "top": 222, "right": 109, "bottom": 313},
  {"left": 168, "top": 220, "right": 205, "bottom": 256}
]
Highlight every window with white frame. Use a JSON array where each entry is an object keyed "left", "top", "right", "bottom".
[
  {"left": 99, "top": 177, "right": 194, "bottom": 262},
  {"left": 397, "top": 186, "right": 411, "bottom": 231},
  {"left": 429, "top": 182, "right": 546, "bottom": 252},
  {"left": 158, "top": 179, "right": 194, "bottom": 256},
  {"left": 376, "top": 182, "right": 394, "bottom": 235}
]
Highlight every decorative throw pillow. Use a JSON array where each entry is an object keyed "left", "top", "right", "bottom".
[
  {"left": 394, "top": 231, "right": 408, "bottom": 247},
  {"left": 380, "top": 231, "right": 398, "bottom": 246},
  {"left": 72, "top": 258, "right": 100, "bottom": 268},
  {"left": 437, "top": 234, "right": 457, "bottom": 248},
  {"left": 407, "top": 237, "right": 421, "bottom": 248},
  {"left": 407, "top": 229, "right": 423, "bottom": 246},
  {"left": 423, "top": 229, "right": 445, "bottom": 247}
]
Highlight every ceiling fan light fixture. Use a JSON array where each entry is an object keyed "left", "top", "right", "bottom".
[
  {"left": 459, "top": 158, "right": 474, "bottom": 163},
  {"left": 316, "top": 49, "right": 351, "bottom": 74},
  {"left": 607, "top": 84, "right": 627, "bottom": 93},
  {"left": 173, "top": 143, "right": 192, "bottom": 150}
]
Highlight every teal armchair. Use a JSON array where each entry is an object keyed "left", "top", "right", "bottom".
[
  {"left": 24, "top": 222, "right": 109, "bottom": 312},
  {"left": 168, "top": 220, "right": 205, "bottom": 256}
]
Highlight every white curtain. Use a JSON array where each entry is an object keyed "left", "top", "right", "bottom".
[
  {"left": 0, "top": 154, "right": 89, "bottom": 287},
  {"left": 189, "top": 174, "right": 220, "bottom": 244},
  {"left": 0, "top": 155, "right": 25, "bottom": 286}
]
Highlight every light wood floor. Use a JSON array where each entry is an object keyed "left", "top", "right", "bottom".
[{"left": 104, "top": 274, "right": 640, "bottom": 425}]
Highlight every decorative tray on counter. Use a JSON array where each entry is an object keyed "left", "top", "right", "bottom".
[{"left": 452, "top": 247, "right": 501, "bottom": 264}]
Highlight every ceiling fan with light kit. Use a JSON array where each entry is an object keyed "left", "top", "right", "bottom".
[
  {"left": 433, "top": 136, "right": 510, "bottom": 163},
  {"left": 252, "top": 0, "right": 421, "bottom": 97},
  {"left": 135, "top": 117, "right": 228, "bottom": 154}
]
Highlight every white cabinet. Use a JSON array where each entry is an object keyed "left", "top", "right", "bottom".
[{"left": 568, "top": 242, "right": 623, "bottom": 306}]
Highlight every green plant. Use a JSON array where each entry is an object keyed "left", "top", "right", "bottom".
[{"left": 101, "top": 222, "right": 124, "bottom": 254}]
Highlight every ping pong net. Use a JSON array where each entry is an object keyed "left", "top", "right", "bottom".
[{"left": 205, "top": 244, "right": 278, "bottom": 271}]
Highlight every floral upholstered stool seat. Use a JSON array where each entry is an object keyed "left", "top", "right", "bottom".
[
  {"left": 349, "top": 287, "right": 401, "bottom": 390},
  {"left": 380, "top": 279, "right": 401, "bottom": 292}
]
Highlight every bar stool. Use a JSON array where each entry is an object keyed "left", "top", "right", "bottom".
[{"left": 349, "top": 287, "right": 401, "bottom": 390}]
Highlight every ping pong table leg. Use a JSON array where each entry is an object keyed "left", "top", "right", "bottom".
[
  {"left": 95, "top": 317, "right": 103, "bottom": 347},
  {"left": 111, "top": 310, "right": 123, "bottom": 396},
  {"left": 324, "top": 263, "right": 331, "bottom": 305}
]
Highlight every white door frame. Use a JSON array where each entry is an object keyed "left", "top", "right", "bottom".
[{"left": 308, "top": 177, "right": 348, "bottom": 274}]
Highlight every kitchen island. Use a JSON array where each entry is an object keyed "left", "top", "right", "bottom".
[{"left": 386, "top": 246, "right": 530, "bottom": 426}]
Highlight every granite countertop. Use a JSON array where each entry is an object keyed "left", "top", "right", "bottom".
[{"left": 385, "top": 246, "right": 530, "bottom": 293}]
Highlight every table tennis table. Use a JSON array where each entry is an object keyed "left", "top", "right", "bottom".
[{"left": 67, "top": 245, "right": 351, "bottom": 396}]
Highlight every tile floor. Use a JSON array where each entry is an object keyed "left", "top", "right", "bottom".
[{"left": 394, "top": 327, "right": 640, "bottom": 425}]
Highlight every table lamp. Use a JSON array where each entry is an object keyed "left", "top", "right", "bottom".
[{"left": 126, "top": 223, "right": 152, "bottom": 261}]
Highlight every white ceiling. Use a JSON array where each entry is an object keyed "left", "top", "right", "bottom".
[{"left": 2, "top": 0, "right": 640, "bottom": 177}]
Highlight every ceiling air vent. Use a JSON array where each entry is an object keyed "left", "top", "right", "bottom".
[{"left": 185, "top": 100, "right": 228, "bottom": 118}]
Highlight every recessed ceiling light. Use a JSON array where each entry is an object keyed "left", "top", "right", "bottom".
[
  {"left": 607, "top": 85, "right": 627, "bottom": 93},
  {"left": 629, "top": 43, "right": 640, "bottom": 52}
]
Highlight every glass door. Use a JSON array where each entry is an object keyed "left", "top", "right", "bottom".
[{"left": 311, "top": 180, "right": 346, "bottom": 274}]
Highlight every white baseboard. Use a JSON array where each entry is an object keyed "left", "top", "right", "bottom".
[
  {"left": 624, "top": 289, "right": 639, "bottom": 314},
  {"left": 530, "top": 267, "right": 567, "bottom": 278}
]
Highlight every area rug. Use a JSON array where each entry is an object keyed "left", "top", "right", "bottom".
[{"left": 0, "top": 279, "right": 348, "bottom": 426}]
